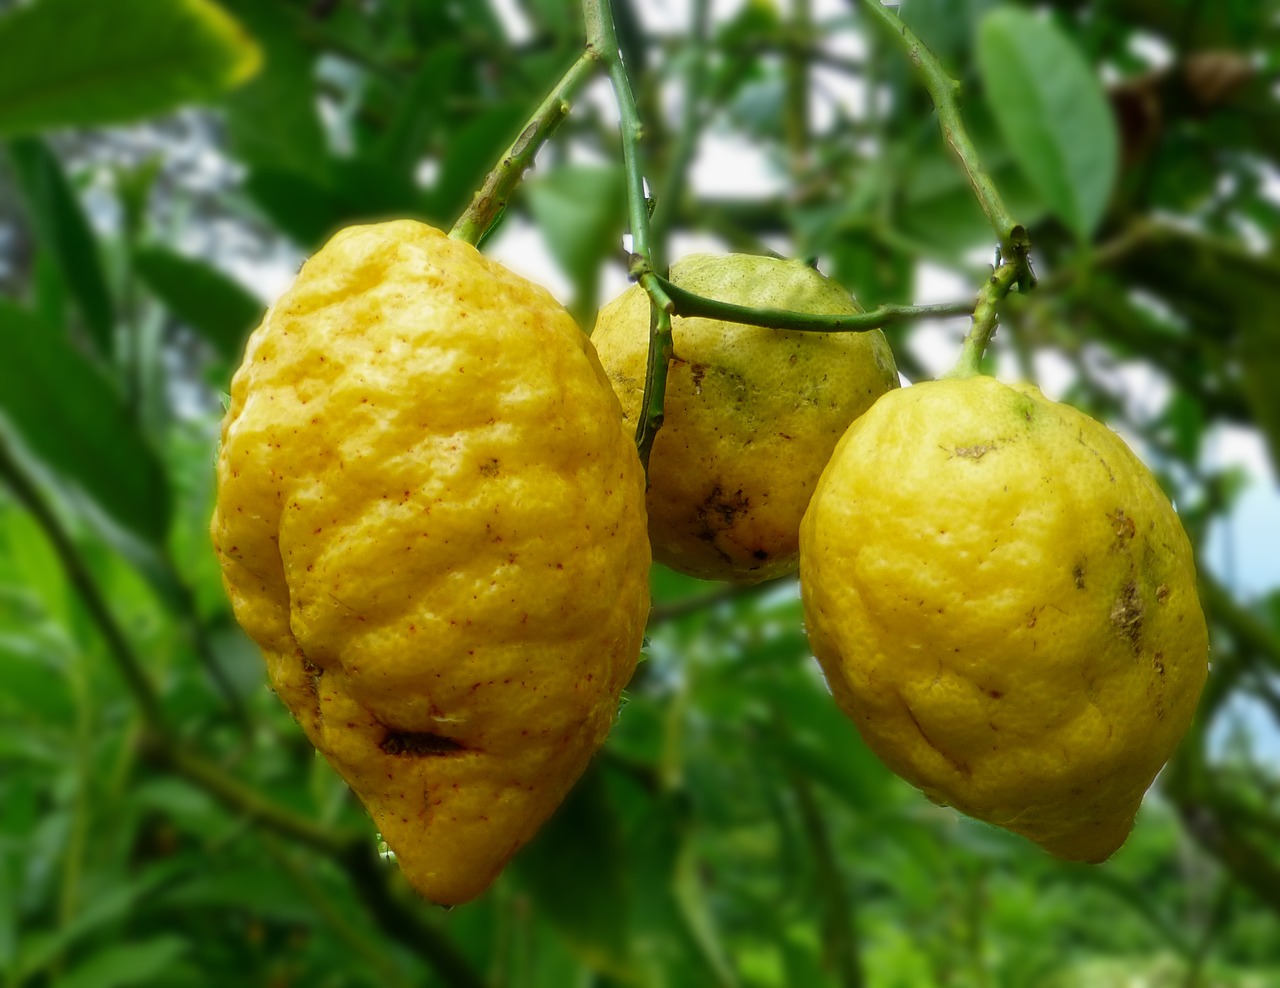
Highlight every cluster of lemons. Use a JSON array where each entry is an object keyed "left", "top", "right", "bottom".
[{"left": 211, "top": 220, "right": 1207, "bottom": 905}]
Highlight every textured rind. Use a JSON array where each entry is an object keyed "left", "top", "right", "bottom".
[
  {"left": 799, "top": 376, "right": 1209, "bottom": 862},
  {"left": 211, "top": 220, "right": 651, "bottom": 905},
  {"left": 592, "top": 253, "right": 899, "bottom": 583}
]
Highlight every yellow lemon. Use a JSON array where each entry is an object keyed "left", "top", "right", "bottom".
[
  {"left": 211, "top": 220, "right": 650, "bottom": 904},
  {"left": 592, "top": 253, "right": 899, "bottom": 583},
  {"left": 799, "top": 376, "right": 1208, "bottom": 861}
]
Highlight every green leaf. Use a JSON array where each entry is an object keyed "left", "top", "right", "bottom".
[
  {"left": 243, "top": 167, "right": 347, "bottom": 247},
  {"left": 524, "top": 164, "right": 625, "bottom": 313},
  {"left": 56, "top": 937, "right": 188, "bottom": 988},
  {"left": 7, "top": 139, "right": 114, "bottom": 354},
  {"left": 0, "top": 303, "right": 171, "bottom": 546},
  {"left": 0, "top": 0, "right": 261, "bottom": 136},
  {"left": 977, "top": 8, "right": 1118, "bottom": 241},
  {"left": 512, "top": 765, "right": 632, "bottom": 976},
  {"left": 132, "top": 245, "right": 263, "bottom": 363}
]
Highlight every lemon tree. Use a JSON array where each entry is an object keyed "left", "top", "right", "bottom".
[{"left": 1, "top": 0, "right": 1277, "bottom": 986}]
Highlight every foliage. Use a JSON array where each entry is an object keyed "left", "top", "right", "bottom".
[{"left": 0, "top": 0, "right": 1278, "bottom": 985}]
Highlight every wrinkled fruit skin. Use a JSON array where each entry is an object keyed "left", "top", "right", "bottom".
[
  {"left": 800, "top": 376, "right": 1208, "bottom": 862},
  {"left": 592, "top": 253, "right": 899, "bottom": 583},
  {"left": 211, "top": 220, "right": 651, "bottom": 905}
]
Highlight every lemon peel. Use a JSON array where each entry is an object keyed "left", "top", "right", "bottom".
[
  {"left": 592, "top": 253, "right": 899, "bottom": 583},
  {"left": 800, "top": 376, "right": 1208, "bottom": 861},
  {"left": 211, "top": 220, "right": 651, "bottom": 904}
]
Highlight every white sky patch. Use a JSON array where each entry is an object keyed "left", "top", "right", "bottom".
[{"left": 488, "top": 0, "right": 534, "bottom": 43}]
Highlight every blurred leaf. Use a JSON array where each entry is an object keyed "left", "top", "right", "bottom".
[
  {"left": 7, "top": 139, "right": 114, "bottom": 354},
  {"left": 1238, "top": 316, "right": 1280, "bottom": 475},
  {"left": 429, "top": 102, "right": 530, "bottom": 223},
  {"left": 243, "top": 167, "right": 347, "bottom": 246},
  {"left": 17, "top": 870, "right": 174, "bottom": 980},
  {"left": 218, "top": 0, "right": 326, "bottom": 179},
  {"left": 977, "top": 8, "right": 1119, "bottom": 241},
  {"left": 525, "top": 165, "right": 626, "bottom": 311},
  {"left": 0, "top": 0, "right": 261, "bottom": 136},
  {"left": 114, "top": 157, "right": 164, "bottom": 243},
  {"left": 132, "top": 245, "right": 263, "bottom": 363},
  {"left": 0, "top": 303, "right": 171, "bottom": 545},
  {"left": 56, "top": 937, "right": 188, "bottom": 988},
  {"left": 0, "top": 634, "right": 75, "bottom": 727},
  {"left": 513, "top": 765, "right": 632, "bottom": 976},
  {"left": 162, "top": 866, "right": 320, "bottom": 924},
  {"left": 378, "top": 43, "right": 467, "bottom": 175}
]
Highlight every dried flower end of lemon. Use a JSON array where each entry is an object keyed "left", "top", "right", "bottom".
[
  {"left": 211, "top": 220, "right": 651, "bottom": 904},
  {"left": 800, "top": 376, "right": 1208, "bottom": 861}
]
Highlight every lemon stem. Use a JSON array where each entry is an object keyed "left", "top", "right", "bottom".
[
  {"left": 449, "top": 50, "right": 598, "bottom": 247},
  {"left": 945, "top": 261, "right": 1020, "bottom": 379},
  {"left": 855, "top": 0, "right": 1034, "bottom": 295},
  {"left": 660, "top": 275, "right": 975, "bottom": 331},
  {"left": 586, "top": 0, "right": 676, "bottom": 472}
]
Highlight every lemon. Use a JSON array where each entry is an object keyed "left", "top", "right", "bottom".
[
  {"left": 592, "top": 253, "right": 899, "bottom": 583},
  {"left": 799, "top": 376, "right": 1208, "bottom": 861},
  {"left": 211, "top": 220, "right": 651, "bottom": 904}
]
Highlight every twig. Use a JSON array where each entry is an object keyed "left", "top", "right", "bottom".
[
  {"left": 659, "top": 275, "right": 974, "bottom": 332},
  {"left": 856, "top": 0, "right": 1034, "bottom": 293},
  {"left": 585, "top": 0, "right": 676, "bottom": 472},
  {"left": 450, "top": 50, "right": 599, "bottom": 246}
]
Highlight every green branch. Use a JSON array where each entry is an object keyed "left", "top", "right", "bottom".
[
  {"left": 450, "top": 50, "right": 599, "bottom": 247},
  {"left": 585, "top": 0, "right": 676, "bottom": 472},
  {"left": 857, "top": 0, "right": 1034, "bottom": 293},
  {"left": 660, "top": 275, "right": 974, "bottom": 332}
]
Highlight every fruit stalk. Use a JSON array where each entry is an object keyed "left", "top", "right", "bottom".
[{"left": 947, "top": 259, "right": 1020, "bottom": 378}]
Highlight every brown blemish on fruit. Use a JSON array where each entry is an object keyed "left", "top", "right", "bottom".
[
  {"left": 695, "top": 486, "right": 751, "bottom": 560},
  {"left": 380, "top": 730, "right": 467, "bottom": 757},
  {"left": 1108, "top": 508, "right": 1137, "bottom": 543},
  {"left": 1110, "top": 580, "right": 1144, "bottom": 653},
  {"left": 1156, "top": 584, "right": 1170, "bottom": 603},
  {"left": 479, "top": 458, "right": 500, "bottom": 477},
  {"left": 1073, "top": 561, "right": 1087, "bottom": 590},
  {"left": 954, "top": 443, "right": 997, "bottom": 460}
]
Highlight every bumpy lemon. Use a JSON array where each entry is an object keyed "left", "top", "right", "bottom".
[
  {"left": 800, "top": 376, "right": 1208, "bottom": 862},
  {"left": 211, "top": 220, "right": 650, "bottom": 905},
  {"left": 592, "top": 253, "right": 899, "bottom": 583}
]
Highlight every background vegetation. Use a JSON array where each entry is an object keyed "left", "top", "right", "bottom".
[{"left": 0, "top": 0, "right": 1278, "bottom": 985}]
